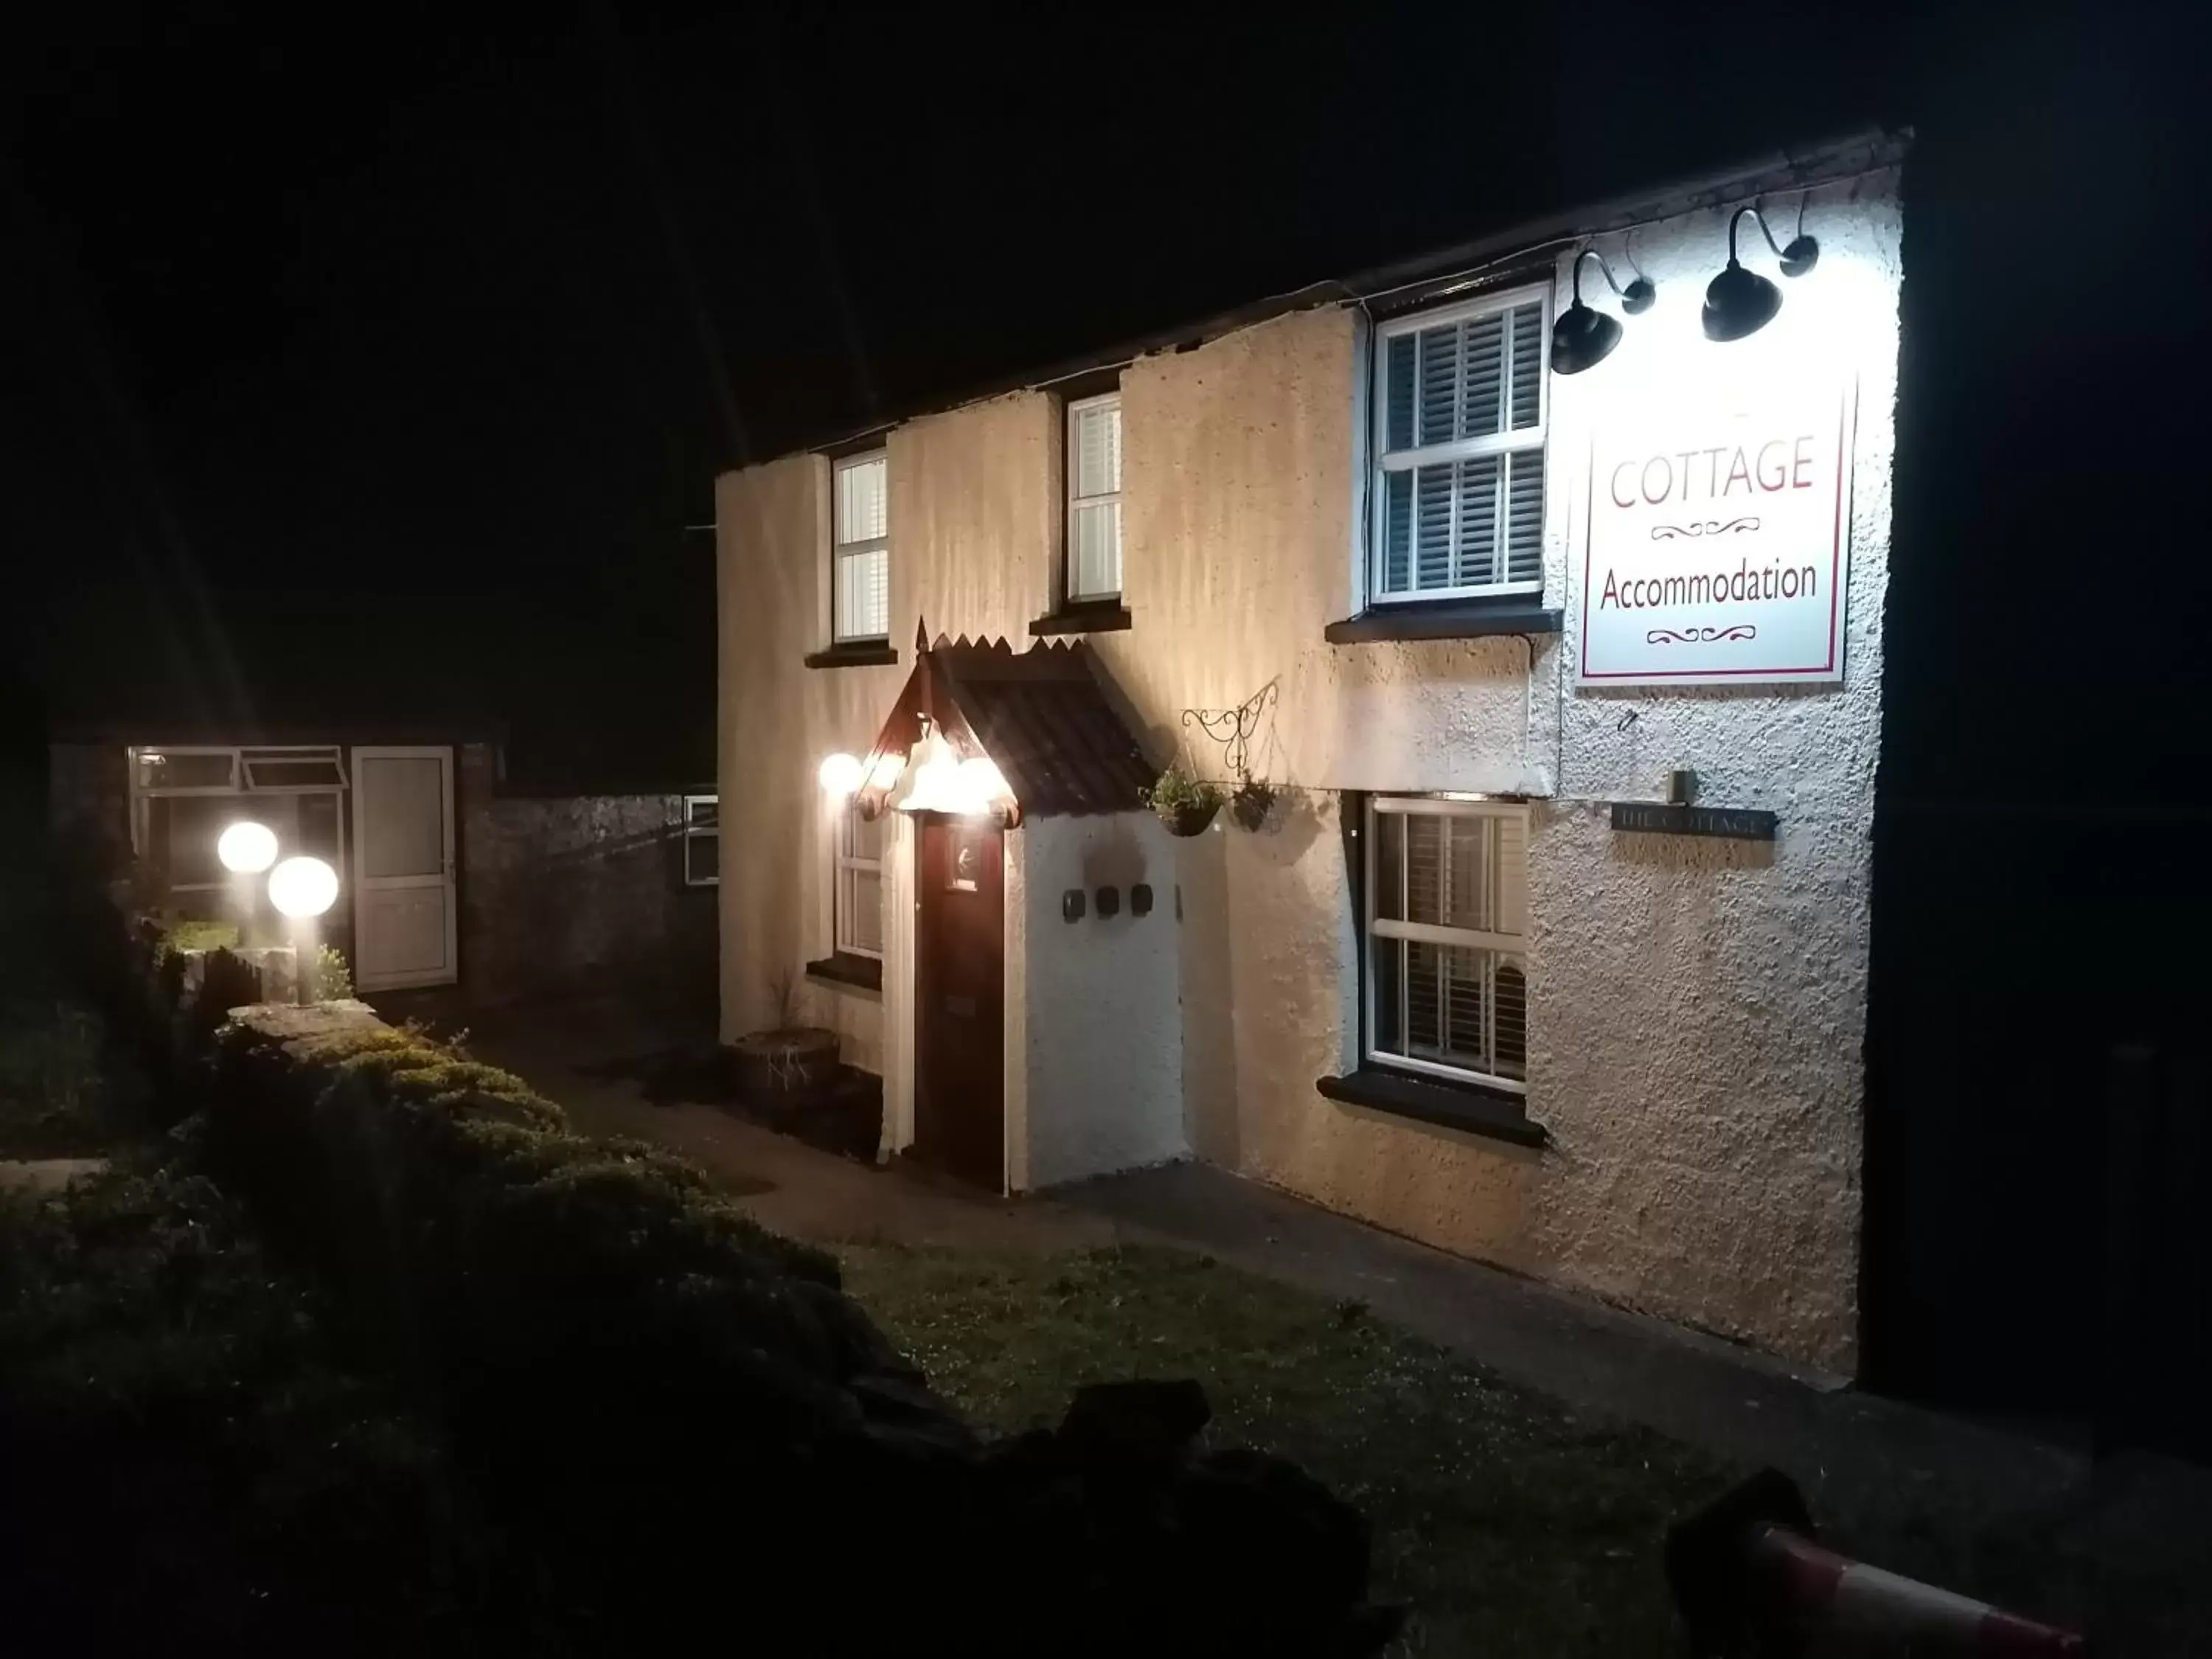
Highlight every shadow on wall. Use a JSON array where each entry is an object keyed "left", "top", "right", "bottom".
[{"left": 1175, "top": 824, "right": 1239, "bottom": 1170}]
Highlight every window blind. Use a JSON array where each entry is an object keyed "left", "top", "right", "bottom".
[
  {"left": 1374, "top": 295, "right": 1546, "bottom": 602},
  {"left": 1068, "top": 395, "right": 1122, "bottom": 600},
  {"left": 833, "top": 453, "right": 891, "bottom": 641},
  {"left": 1369, "top": 799, "right": 1528, "bottom": 1087}
]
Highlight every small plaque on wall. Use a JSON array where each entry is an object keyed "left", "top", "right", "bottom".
[{"left": 1609, "top": 801, "right": 1778, "bottom": 841}]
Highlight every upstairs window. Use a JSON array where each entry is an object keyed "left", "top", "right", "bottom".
[
  {"left": 1065, "top": 392, "right": 1123, "bottom": 602},
  {"left": 1366, "top": 796, "right": 1528, "bottom": 1091},
  {"left": 832, "top": 452, "right": 891, "bottom": 642},
  {"left": 1371, "top": 288, "right": 1548, "bottom": 604}
]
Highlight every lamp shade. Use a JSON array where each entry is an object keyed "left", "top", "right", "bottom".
[
  {"left": 1701, "top": 260, "right": 1782, "bottom": 342},
  {"left": 268, "top": 856, "right": 339, "bottom": 919},
  {"left": 1551, "top": 300, "right": 1624, "bottom": 375},
  {"left": 217, "top": 820, "right": 279, "bottom": 874}
]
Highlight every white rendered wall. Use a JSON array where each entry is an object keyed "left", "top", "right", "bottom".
[
  {"left": 718, "top": 163, "right": 1900, "bottom": 1366},
  {"left": 1015, "top": 813, "right": 1186, "bottom": 1190}
]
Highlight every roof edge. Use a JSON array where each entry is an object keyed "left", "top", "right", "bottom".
[{"left": 729, "top": 125, "right": 1909, "bottom": 472}]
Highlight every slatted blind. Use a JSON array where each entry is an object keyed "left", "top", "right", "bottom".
[
  {"left": 833, "top": 453, "right": 891, "bottom": 641},
  {"left": 1068, "top": 395, "right": 1123, "bottom": 600},
  {"left": 1370, "top": 801, "right": 1528, "bottom": 1085},
  {"left": 1375, "top": 295, "right": 1546, "bottom": 602}
]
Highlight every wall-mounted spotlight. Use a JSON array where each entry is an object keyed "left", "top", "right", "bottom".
[
  {"left": 1551, "top": 248, "right": 1656, "bottom": 375},
  {"left": 1702, "top": 205, "right": 1819, "bottom": 342}
]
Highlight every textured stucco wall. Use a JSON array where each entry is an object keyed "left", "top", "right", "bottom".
[
  {"left": 717, "top": 452, "right": 894, "bottom": 1061},
  {"left": 1017, "top": 813, "right": 1186, "bottom": 1189},
  {"left": 716, "top": 173, "right": 1900, "bottom": 1366}
]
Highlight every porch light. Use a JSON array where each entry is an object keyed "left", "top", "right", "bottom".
[
  {"left": 818, "top": 752, "right": 865, "bottom": 797},
  {"left": 868, "top": 751, "right": 905, "bottom": 790},
  {"left": 1551, "top": 248, "right": 1655, "bottom": 375},
  {"left": 268, "top": 856, "right": 339, "bottom": 919},
  {"left": 899, "top": 748, "right": 966, "bottom": 815},
  {"left": 217, "top": 820, "right": 280, "bottom": 874},
  {"left": 1702, "top": 206, "right": 1818, "bottom": 343},
  {"left": 954, "top": 757, "right": 1009, "bottom": 809}
]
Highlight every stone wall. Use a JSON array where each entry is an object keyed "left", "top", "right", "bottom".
[
  {"left": 453, "top": 743, "right": 717, "bottom": 1014},
  {"left": 46, "top": 742, "right": 715, "bottom": 1016}
]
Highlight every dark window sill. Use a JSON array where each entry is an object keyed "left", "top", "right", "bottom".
[
  {"left": 1029, "top": 602, "right": 1131, "bottom": 636},
  {"left": 1324, "top": 601, "right": 1562, "bottom": 645},
  {"left": 804, "top": 643, "right": 899, "bottom": 669},
  {"left": 806, "top": 953, "right": 883, "bottom": 993},
  {"left": 1317, "top": 1067, "right": 1547, "bottom": 1148}
]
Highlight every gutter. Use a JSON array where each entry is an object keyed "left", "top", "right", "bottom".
[{"left": 777, "top": 125, "right": 1910, "bottom": 463}]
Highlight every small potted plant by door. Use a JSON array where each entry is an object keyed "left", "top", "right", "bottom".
[{"left": 1146, "top": 765, "right": 1225, "bottom": 837}]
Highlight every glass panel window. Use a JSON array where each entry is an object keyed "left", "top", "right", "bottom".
[
  {"left": 683, "top": 795, "right": 719, "bottom": 887},
  {"left": 135, "top": 749, "right": 237, "bottom": 792},
  {"left": 1371, "top": 289, "right": 1547, "bottom": 604},
  {"left": 832, "top": 452, "right": 891, "bottom": 642},
  {"left": 1366, "top": 798, "right": 1528, "bottom": 1089},
  {"left": 835, "top": 802, "right": 884, "bottom": 958},
  {"left": 1066, "top": 392, "right": 1122, "bottom": 601}
]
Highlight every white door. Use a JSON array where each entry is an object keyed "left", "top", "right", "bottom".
[{"left": 350, "top": 746, "right": 458, "bottom": 991}]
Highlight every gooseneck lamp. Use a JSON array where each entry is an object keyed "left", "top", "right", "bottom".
[
  {"left": 1702, "top": 206, "right": 1819, "bottom": 342},
  {"left": 1551, "top": 248, "right": 1656, "bottom": 375}
]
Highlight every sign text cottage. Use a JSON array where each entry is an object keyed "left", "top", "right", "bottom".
[{"left": 1576, "top": 380, "right": 1855, "bottom": 686}]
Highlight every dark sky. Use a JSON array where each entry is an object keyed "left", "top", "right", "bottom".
[{"left": 3, "top": 1, "right": 2196, "bottom": 790}]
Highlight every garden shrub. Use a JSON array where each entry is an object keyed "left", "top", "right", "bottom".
[
  {"left": 0, "top": 1160, "right": 485, "bottom": 1655},
  {"left": 108, "top": 967, "right": 1396, "bottom": 1655}
]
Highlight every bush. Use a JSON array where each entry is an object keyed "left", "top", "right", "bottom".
[
  {"left": 0, "top": 1160, "right": 483, "bottom": 1654},
  {"left": 307, "top": 942, "right": 352, "bottom": 1001}
]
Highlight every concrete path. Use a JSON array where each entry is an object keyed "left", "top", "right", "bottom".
[
  {"left": 423, "top": 991, "right": 2212, "bottom": 1620},
  {"left": 441, "top": 995, "right": 1116, "bottom": 1257}
]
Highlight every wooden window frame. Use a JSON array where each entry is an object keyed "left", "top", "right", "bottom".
[
  {"left": 1369, "top": 285, "right": 1549, "bottom": 607},
  {"left": 831, "top": 450, "right": 891, "bottom": 644},
  {"left": 1065, "top": 391, "right": 1124, "bottom": 604},
  {"left": 834, "top": 800, "right": 884, "bottom": 961},
  {"left": 1362, "top": 794, "right": 1528, "bottom": 1093},
  {"left": 683, "top": 794, "right": 719, "bottom": 888}
]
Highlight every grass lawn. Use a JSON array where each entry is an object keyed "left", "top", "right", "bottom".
[{"left": 843, "top": 1242, "right": 1737, "bottom": 1658}]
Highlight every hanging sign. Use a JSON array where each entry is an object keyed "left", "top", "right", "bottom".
[{"left": 1576, "top": 381, "right": 1854, "bottom": 687}]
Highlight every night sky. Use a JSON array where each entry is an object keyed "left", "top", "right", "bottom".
[{"left": 3, "top": 1, "right": 2200, "bottom": 796}]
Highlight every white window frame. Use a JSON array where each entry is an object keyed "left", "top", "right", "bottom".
[
  {"left": 127, "top": 745, "right": 351, "bottom": 896},
  {"left": 834, "top": 801, "right": 883, "bottom": 961},
  {"left": 1065, "top": 391, "right": 1123, "bottom": 602},
  {"left": 831, "top": 450, "right": 891, "bottom": 644},
  {"left": 682, "top": 795, "right": 719, "bottom": 887},
  {"left": 1369, "top": 285, "right": 1550, "bottom": 605},
  {"left": 1363, "top": 795, "right": 1528, "bottom": 1093}
]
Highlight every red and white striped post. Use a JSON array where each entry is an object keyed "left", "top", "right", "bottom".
[{"left": 1666, "top": 1468, "right": 2090, "bottom": 1657}]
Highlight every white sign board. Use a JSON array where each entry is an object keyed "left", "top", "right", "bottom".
[{"left": 1576, "top": 382, "right": 1854, "bottom": 686}]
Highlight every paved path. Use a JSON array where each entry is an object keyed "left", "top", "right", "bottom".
[{"left": 432, "top": 992, "right": 2212, "bottom": 1635}]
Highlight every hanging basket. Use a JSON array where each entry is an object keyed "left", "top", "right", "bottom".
[
  {"left": 1161, "top": 797, "right": 1222, "bottom": 837},
  {"left": 1229, "top": 778, "right": 1276, "bottom": 832}
]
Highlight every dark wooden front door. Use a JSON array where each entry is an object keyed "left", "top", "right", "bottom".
[{"left": 914, "top": 816, "right": 1005, "bottom": 1189}]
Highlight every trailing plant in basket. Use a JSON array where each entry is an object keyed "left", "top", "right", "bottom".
[
  {"left": 1229, "top": 775, "right": 1276, "bottom": 832},
  {"left": 1144, "top": 765, "right": 1225, "bottom": 836}
]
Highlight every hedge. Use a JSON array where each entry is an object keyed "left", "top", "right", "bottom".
[{"left": 150, "top": 990, "right": 1399, "bottom": 1655}]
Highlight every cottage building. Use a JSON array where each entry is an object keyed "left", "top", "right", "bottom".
[{"left": 716, "top": 133, "right": 1905, "bottom": 1369}]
